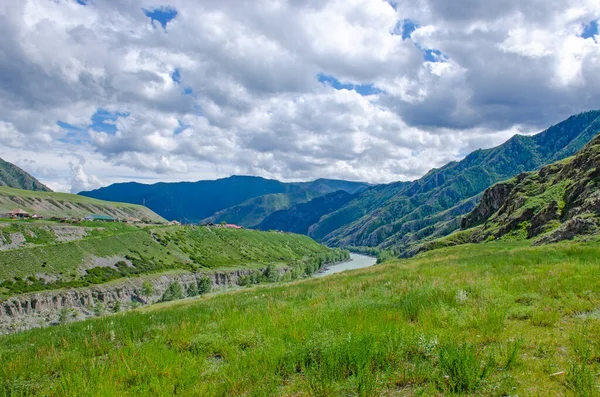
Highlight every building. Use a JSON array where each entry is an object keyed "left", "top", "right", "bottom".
[
  {"left": 6, "top": 209, "right": 30, "bottom": 219},
  {"left": 169, "top": 220, "right": 181, "bottom": 226},
  {"left": 224, "top": 224, "right": 242, "bottom": 229},
  {"left": 31, "top": 213, "right": 43, "bottom": 219},
  {"left": 85, "top": 214, "right": 116, "bottom": 222}
]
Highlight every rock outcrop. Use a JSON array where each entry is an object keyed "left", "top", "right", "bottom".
[{"left": 0, "top": 267, "right": 289, "bottom": 333}]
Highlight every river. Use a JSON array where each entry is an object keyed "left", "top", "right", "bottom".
[{"left": 314, "top": 253, "right": 377, "bottom": 278}]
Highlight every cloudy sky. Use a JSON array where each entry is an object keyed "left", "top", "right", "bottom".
[{"left": 0, "top": 0, "right": 599, "bottom": 192}]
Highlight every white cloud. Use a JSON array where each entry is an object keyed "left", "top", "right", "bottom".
[{"left": 0, "top": 0, "right": 599, "bottom": 192}]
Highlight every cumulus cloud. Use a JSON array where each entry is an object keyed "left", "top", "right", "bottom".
[
  {"left": 0, "top": 0, "right": 599, "bottom": 191},
  {"left": 69, "top": 160, "right": 104, "bottom": 194}
]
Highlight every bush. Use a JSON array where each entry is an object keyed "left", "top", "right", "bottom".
[
  {"left": 162, "top": 281, "right": 184, "bottom": 302},
  {"left": 263, "top": 264, "right": 279, "bottom": 283},
  {"left": 197, "top": 276, "right": 212, "bottom": 295}
]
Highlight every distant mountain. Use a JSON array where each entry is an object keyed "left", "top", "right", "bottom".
[
  {"left": 202, "top": 190, "right": 320, "bottom": 228},
  {"left": 308, "top": 110, "right": 600, "bottom": 253},
  {"left": 80, "top": 175, "right": 371, "bottom": 224},
  {"left": 258, "top": 190, "right": 355, "bottom": 234},
  {"left": 421, "top": 131, "right": 600, "bottom": 251},
  {"left": 293, "top": 179, "right": 371, "bottom": 195},
  {"left": 0, "top": 158, "right": 51, "bottom": 192},
  {"left": 201, "top": 179, "right": 369, "bottom": 227}
]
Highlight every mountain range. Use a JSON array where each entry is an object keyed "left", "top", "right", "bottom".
[
  {"left": 79, "top": 110, "right": 600, "bottom": 257},
  {"left": 0, "top": 158, "right": 51, "bottom": 192},
  {"left": 307, "top": 110, "right": 600, "bottom": 253},
  {"left": 80, "top": 176, "right": 370, "bottom": 225}
]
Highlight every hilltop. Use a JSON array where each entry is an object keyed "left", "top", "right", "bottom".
[
  {"left": 0, "top": 186, "right": 165, "bottom": 223},
  {"left": 0, "top": 158, "right": 50, "bottom": 192}
]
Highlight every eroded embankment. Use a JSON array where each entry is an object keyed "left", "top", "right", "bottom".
[{"left": 0, "top": 267, "right": 289, "bottom": 333}]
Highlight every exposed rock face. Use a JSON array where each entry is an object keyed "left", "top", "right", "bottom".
[
  {"left": 0, "top": 267, "right": 289, "bottom": 334},
  {"left": 534, "top": 217, "right": 598, "bottom": 245},
  {"left": 460, "top": 178, "right": 521, "bottom": 229}
]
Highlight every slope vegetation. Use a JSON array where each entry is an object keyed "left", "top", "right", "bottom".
[
  {"left": 310, "top": 110, "right": 600, "bottom": 253},
  {"left": 0, "top": 221, "right": 343, "bottom": 298},
  {"left": 0, "top": 186, "right": 164, "bottom": 222},
  {"left": 2, "top": 239, "right": 599, "bottom": 395},
  {"left": 202, "top": 189, "right": 320, "bottom": 228},
  {"left": 0, "top": 158, "right": 50, "bottom": 191},
  {"left": 258, "top": 190, "right": 354, "bottom": 234},
  {"left": 448, "top": 131, "right": 600, "bottom": 247}
]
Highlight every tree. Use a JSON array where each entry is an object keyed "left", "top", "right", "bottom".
[
  {"left": 197, "top": 276, "right": 212, "bottom": 295},
  {"left": 141, "top": 280, "right": 154, "bottom": 302},
  {"left": 162, "top": 281, "right": 184, "bottom": 302}
]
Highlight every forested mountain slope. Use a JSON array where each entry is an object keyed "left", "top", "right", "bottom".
[{"left": 309, "top": 110, "right": 600, "bottom": 254}]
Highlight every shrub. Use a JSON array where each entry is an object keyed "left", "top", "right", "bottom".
[
  {"left": 162, "top": 281, "right": 184, "bottom": 302},
  {"left": 197, "top": 277, "right": 212, "bottom": 295},
  {"left": 263, "top": 264, "right": 279, "bottom": 283},
  {"left": 93, "top": 303, "right": 105, "bottom": 317},
  {"left": 140, "top": 281, "right": 154, "bottom": 300},
  {"left": 186, "top": 282, "right": 199, "bottom": 297}
]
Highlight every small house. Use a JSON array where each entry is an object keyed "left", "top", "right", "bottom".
[
  {"left": 31, "top": 213, "right": 43, "bottom": 219},
  {"left": 169, "top": 220, "right": 181, "bottom": 226},
  {"left": 224, "top": 224, "right": 242, "bottom": 229},
  {"left": 7, "top": 209, "right": 30, "bottom": 219}
]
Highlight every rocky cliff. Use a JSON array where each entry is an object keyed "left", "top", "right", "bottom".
[{"left": 0, "top": 267, "right": 289, "bottom": 333}]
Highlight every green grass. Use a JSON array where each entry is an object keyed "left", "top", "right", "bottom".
[
  {"left": 1, "top": 240, "right": 599, "bottom": 395},
  {"left": 0, "top": 186, "right": 165, "bottom": 222},
  {"left": 0, "top": 224, "right": 344, "bottom": 298}
]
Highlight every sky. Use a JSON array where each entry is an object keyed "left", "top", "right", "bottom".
[{"left": 0, "top": 0, "right": 599, "bottom": 193}]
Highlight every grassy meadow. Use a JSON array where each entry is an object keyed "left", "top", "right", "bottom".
[{"left": 1, "top": 239, "right": 600, "bottom": 395}]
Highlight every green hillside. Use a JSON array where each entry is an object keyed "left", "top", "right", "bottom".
[
  {"left": 202, "top": 189, "right": 320, "bottom": 228},
  {"left": 258, "top": 190, "right": 354, "bottom": 234},
  {"left": 2, "top": 239, "right": 599, "bottom": 395},
  {"left": 419, "top": 131, "right": 600, "bottom": 254},
  {"left": 0, "top": 186, "right": 165, "bottom": 223},
  {"left": 310, "top": 110, "right": 600, "bottom": 254},
  {"left": 0, "top": 221, "right": 344, "bottom": 298},
  {"left": 0, "top": 158, "right": 50, "bottom": 192}
]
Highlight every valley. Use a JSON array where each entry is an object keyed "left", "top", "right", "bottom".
[{"left": 2, "top": 239, "right": 599, "bottom": 395}]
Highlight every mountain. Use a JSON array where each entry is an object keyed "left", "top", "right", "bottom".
[
  {"left": 293, "top": 179, "right": 371, "bottom": 195},
  {"left": 80, "top": 176, "right": 371, "bottom": 224},
  {"left": 0, "top": 158, "right": 51, "bottom": 192},
  {"left": 458, "top": 132, "right": 600, "bottom": 245},
  {"left": 0, "top": 186, "right": 165, "bottom": 222},
  {"left": 258, "top": 190, "right": 355, "bottom": 234},
  {"left": 202, "top": 190, "right": 320, "bottom": 228},
  {"left": 308, "top": 110, "right": 600, "bottom": 253}
]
